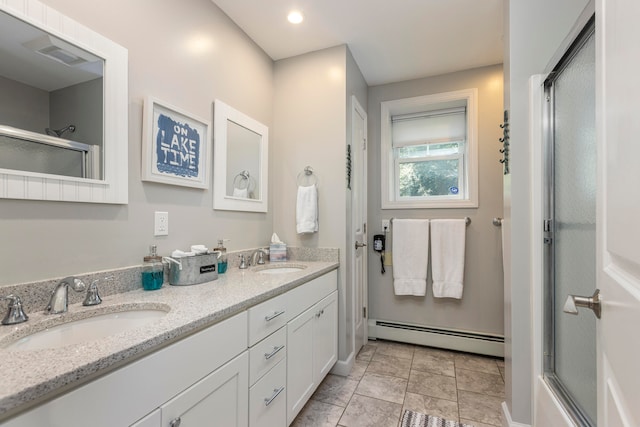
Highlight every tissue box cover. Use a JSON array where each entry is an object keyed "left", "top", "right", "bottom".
[{"left": 269, "top": 243, "right": 287, "bottom": 262}]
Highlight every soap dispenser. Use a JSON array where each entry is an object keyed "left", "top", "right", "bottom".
[
  {"left": 214, "top": 239, "right": 229, "bottom": 274},
  {"left": 142, "top": 245, "right": 164, "bottom": 290}
]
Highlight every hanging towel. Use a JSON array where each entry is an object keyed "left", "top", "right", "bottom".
[
  {"left": 233, "top": 187, "right": 248, "bottom": 198},
  {"left": 430, "top": 219, "right": 466, "bottom": 299},
  {"left": 392, "top": 219, "right": 430, "bottom": 296},
  {"left": 296, "top": 184, "right": 318, "bottom": 234}
]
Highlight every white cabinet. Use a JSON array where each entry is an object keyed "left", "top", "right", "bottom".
[
  {"left": 286, "top": 281, "right": 338, "bottom": 425},
  {"left": 2, "top": 313, "right": 248, "bottom": 427},
  {"left": 130, "top": 410, "right": 161, "bottom": 427},
  {"left": 313, "top": 291, "right": 338, "bottom": 381},
  {"left": 249, "top": 358, "right": 287, "bottom": 427},
  {"left": 1, "top": 269, "right": 337, "bottom": 427},
  {"left": 287, "top": 303, "right": 316, "bottom": 422},
  {"left": 161, "top": 352, "right": 248, "bottom": 427}
]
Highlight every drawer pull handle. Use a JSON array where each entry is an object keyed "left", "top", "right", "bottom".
[
  {"left": 264, "top": 345, "right": 285, "bottom": 360},
  {"left": 169, "top": 418, "right": 182, "bottom": 427},
  {"left": 264, "top": 386, "right": 285, "bottom": 406},
  {"left": 264, "top": 310, "right": 285, "bottom": 322}
]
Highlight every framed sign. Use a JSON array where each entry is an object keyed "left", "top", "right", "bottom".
[{"left": 142, "top": 97, "right": 210, "bottom": 189}]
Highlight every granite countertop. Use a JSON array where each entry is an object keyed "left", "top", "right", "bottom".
[{"left": 0, "top": 261, "right": 338, "bottom": 421}]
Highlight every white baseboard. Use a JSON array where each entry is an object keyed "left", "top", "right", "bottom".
[
  {"left": 368, "top": 319, "right": 504, "bottom": 357},
  {"left": 330, "top": 352, "right": 354, "bottom": 377},
  {"left": 502, "top": 402, "right": 531, "bottom": 427}
]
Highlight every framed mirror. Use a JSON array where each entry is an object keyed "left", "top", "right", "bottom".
[
  {"left": 0, "top": 0, "right": 128, "bottom": 204},
  {"left": 213, "top": 100, "right": 268, "bottom": 212}
]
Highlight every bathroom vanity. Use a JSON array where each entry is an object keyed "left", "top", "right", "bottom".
[{"left": 0, "top": 262, "right": 338, "bottom": 427}]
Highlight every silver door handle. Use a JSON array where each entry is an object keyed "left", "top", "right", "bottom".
[
  {"left": 355, "top": 241, "right": 367, "bottom": 249},
  {"left": 264, "top": 345, "right": 285, "bottom": 360},
  {"left": 563, "top": 288, "right": 601, "bottom": 319},
  {"left": 169, "top": 418, "right": 181, "bottom": 427},
  {"left": 264, "top": 386, "right": 285, "bottom": 406},
  {"left": 264, "top": 310, "right": 285, "bottom": 322}
]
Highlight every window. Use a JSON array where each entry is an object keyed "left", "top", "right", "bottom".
[{"left": 381, "top": 89, "right": 478, "bottom": 209}]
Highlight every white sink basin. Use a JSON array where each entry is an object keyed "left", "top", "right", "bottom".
[
  {"left": 5, "top": 309, "right": 168, "bottom": 351},
  {"left": 256, "top": 264, "right": 307, "bottom": 274}
]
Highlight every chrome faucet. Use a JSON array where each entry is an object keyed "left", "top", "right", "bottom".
[
  {"left": 2, "top": 295, "right": 29, "bottom": 325},
  {"left": 47, "top": 276, "right": 86, "bottom": 314},
  {"left": 250, "top": 249, "right": 267, "bottom": 266}
]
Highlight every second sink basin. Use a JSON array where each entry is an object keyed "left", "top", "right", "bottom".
[
  {"left": 4, "top": 307, "right": 169, "bottom": 351},
  {"left": 255, "top": 264, "right": 307, "bottom": 274}
]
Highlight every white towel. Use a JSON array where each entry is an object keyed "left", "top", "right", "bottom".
[
  {"left": 430, "top": 219, "right": 466, "bottom": 299},
  {"left": 233, "top": 187, "right": 248, "bottom": 198},
  {"left": 296, "top": 184, "right": 318, "bottom": 234},
  {"left": 392, "top": 219, "right": 430, "bottom": 296}
]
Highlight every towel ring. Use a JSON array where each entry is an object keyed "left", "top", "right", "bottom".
[
  {"left": 233, "top": 170, "right": 253, "bottom": 191},
  {"left": 296, "top": 166, "right": 318, "bottom": 187}
]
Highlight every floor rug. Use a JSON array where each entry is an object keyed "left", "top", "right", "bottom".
[{"left": 400, "top": 409, "right": 474, "bottom": 427}]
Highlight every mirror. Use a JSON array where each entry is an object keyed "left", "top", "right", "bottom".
[
  {"left": 214, "top": 100, "right": 268, "bottom": 212},
  {"left": 0, "top": 1, "right": 128, "bottom": 204}
]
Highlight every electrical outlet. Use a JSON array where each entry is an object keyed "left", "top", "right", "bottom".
[
  {"left": 381, "top": 219, "right": 390, "bottom": 231},
  {"left": 154, "top": 211, "right": 169, "bottom": 236}
]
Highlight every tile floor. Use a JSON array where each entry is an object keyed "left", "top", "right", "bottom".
[{"left": 292, "top": 339, "right": 505, "bottom": 427}]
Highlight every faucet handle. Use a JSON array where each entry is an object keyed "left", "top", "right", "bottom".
[
  {"left": 83, "top": 283, "right": 102, "bottom": 306},
  {"left": 2, "top": 295, "right": 29, "bottom": 325},
  {"left": 83, "top": 276, "right": 113, "bottom": 306},
  {"left": 239, "top": 254, "right": 248, "bottom": 269}
]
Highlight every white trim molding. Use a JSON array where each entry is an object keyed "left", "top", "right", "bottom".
[
  {"left": 502, "top": 401, "right": 532, "bottom": 427},
  {"left": 380, "top": 88, "right": 478, "bottom": 209}
]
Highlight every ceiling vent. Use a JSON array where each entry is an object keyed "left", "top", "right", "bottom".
[{"left": 23, "top": 35, "right": 98, "bottom": 66}]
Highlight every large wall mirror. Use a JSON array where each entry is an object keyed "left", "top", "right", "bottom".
[
  {"left": 213, "top": 100, "right": 268, "bottom": 212},
  {"left": 0, "top": 1, "right": 128, "bottom": 203}
]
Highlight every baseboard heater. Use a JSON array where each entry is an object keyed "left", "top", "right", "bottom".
[{"left": 368, "top": 319, "right": 504, "bottom": 358}]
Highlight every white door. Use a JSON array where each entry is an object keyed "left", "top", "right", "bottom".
[
  {"left": 313, "top": 291, "right": 338, "bottom": 380},
  {"left": 286, "top": 306, "right": 316, "bottom": 424},
  {"left": 351, "top": 95, "right": 368, "bottom": 355},
  {"left": 597, "top": 0, "right": 640, "bottom": 425}
]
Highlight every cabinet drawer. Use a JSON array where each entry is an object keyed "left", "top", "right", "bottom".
[
  {"left": 248, "top": 292, "right": 288, "bottom": 346},
  {"left": 249, "top": 358, "right": 287, "bottom": 427},
  {"left": 249, "top": 326, "right": 286, "bottom": 385},
  {"left": 287, "top": 270, "right": 337, "bottom": 320}
]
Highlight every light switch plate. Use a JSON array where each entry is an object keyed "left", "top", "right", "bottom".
[{"left": 154, "top": 211, "right": 168, "bottom": 236}]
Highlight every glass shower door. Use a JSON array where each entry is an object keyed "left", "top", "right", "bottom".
[{"left": 543, "top": 18, "right": 596, "bottom": 426}]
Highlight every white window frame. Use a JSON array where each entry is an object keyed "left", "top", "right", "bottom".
[{"left": 381, "top": 88, "right": 478, "bottom": 209}]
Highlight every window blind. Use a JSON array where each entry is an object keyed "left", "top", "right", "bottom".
[{"left": 391, "top": 107, "right": 466, "bottom": 148}]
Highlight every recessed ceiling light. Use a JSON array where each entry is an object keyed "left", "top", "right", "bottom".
[{"left": 287, "top": 11, "right": 304, "bottom": 24}]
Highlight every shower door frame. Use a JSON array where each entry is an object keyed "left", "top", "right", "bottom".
[{"left": 541, "top": 15, "right": 596, "bottom": 427}]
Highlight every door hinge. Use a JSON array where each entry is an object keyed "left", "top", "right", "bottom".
[
  {"left": 363, "top": 307, "right": 367, "bottom": 318},
  {"left": 364, "top": 223, "right": 367, "bottom": 233}
]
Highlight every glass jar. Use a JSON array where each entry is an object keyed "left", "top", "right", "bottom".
[
  {"left": 214, "top": 239, "right": 228, "bottom": 274},
  {"left": 142, "top": 245, "right": 164, "bottom": 290}
]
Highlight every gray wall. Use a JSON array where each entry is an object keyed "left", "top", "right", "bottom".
[
  {"left": 273, "top": 45, "right": 352, "bottom": 360},
  {"left": 504, "top": 0, "right": 590, "bottom": 423},
  {"left": 367, "top": 64, "right": 504, "bottom": 335},
  {"left": 0, "top": 0, "right": 274, "bottom": 286},
  {"left": 50, "top": 78, "right": 103, "bottom": 147},
  {"left": 0, "top": 75, "right": 49, "bottom": 133}
]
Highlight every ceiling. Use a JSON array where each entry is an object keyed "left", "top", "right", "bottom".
[{"left": 211, "top": 0, "right": 504, "bottom": 86}]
